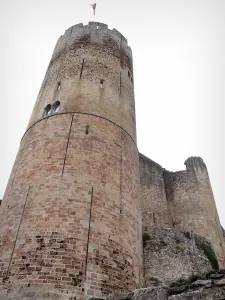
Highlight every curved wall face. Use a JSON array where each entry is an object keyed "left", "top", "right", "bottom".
[
  {"left": 27, "top": 22, "right": 136, "bottom": 142},
  {"left": 163, "top": 157, "right": 225, "bottom": 268},
  {"left": 0, "top": 22, "right": 141, "bottom": 299}
]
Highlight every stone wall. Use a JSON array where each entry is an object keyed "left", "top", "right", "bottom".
[
  {"left": 90, "top": 271, "right": 225, "bottom": 300},
  {"left": 163, "top": 157, "right": 225, "bottom": 268},
  {"left": 143, "top": 227, "right": 215, "bottom": 287},
  {"left": 0, "top": 22, "right": 141, "bottom": 299},
  {"left": 139, "top": 154, "right": 169, "bottom": 229},
  {"left": 139, "top": 153, "right": 225, "bottom": 268}
]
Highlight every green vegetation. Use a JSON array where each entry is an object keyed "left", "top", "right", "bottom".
[{"left": 194, "top": 236, "right": 219, "bottom": 270}]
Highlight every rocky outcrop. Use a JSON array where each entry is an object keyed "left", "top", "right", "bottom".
[
  {"left": 91, "top": 271, "right": 225, "bottom": 300},
  {"left": 143, "top": 227, "right": 217, "bottom": 286}
]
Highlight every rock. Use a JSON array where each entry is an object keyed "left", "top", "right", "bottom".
[
  {"left": 105, "top": 292, "right": 134, "bottom": 300},
  {"left": 191, "top": 280, "right": 211, "bottom": 287},
  {"left": 144, "top": 276, "right": 163, "bottom": 287},
  {"left": 169, "top": 285, "right": 188, "bottom": 294},
  {"left": 214, "top": 278, "right": 225, "bottom": 286},
  {"left": 210, "top": 273, "right": 224, "bottom": 279},
  {"left": 169, "top": 290, "right": 202, "bottom": 299},
  {"left": 132, "top": 286, "right": 169, "bottom": 300}
]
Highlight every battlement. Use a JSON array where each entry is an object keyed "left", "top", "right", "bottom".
[
  {"left": 185, "top": 156, "right": 207, "bottom": 172},
  {"left": 51, "top": 22, "right": 133, "bottom": 63}
]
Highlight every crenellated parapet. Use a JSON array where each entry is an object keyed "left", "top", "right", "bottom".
[{"left": 51, "top": 22, "right": 133, "bottom": 72}]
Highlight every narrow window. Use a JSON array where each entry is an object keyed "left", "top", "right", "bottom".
[
  {"left": 86, "top": 125, "right": 90, "bottom": 135},
  {"left": 128, "top": 71, "right": 131, "bottom": 78},
  {"left": 100, "top": 79, "right": 104, "bottom": 89},
  {"left": 153, "top": 212, "right": 156, "bottom": 225},
  {"left": 97, "top": 25, "right": 99, "bottom": 30},
  {"left": 57, "top": 82, "right": 61, "bottom": 91},
  {"left": 80, "top": 59, "right": 85, "bottom": 79},
  {"left": 52, "top": 101, "right": 61, "bottom": 113},
  {"left": 43, "top": 104, "right": 52, "bottom": 117}
]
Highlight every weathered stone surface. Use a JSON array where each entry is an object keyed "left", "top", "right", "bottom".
[
  {"left": 201, "top": 286, "right": 225, "bottom": 299},
  {"left": 169, "top": 285, "right": 188, "bottom": 294},
  {"left": 210, "top": 273, "right": 224, "bottom": 279},
  {"left": 0, "top": 21, "right": 141, "bottom": 299},
  {"left": 132, "top": 287, "right": 168, "bottom": 300},
  {"left": 191, "top": 280, "right": 212, "bottom": 288},
  {"left": 169, "top": 290, "right": 202, "bottom": 300},
  {"left": 139, "top": 152, "right": 225, "bottom": 269},
  {"left": 143, "top": 227, "right": 213, "bottom": 286},
  {"left": 163, "top": 158, "right": 225, "bottom": 269},
  {"left": 214, "top": 278, "right": 225, "bottom": 286}
]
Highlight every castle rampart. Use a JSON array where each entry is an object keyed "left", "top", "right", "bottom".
[
  {"left": 139, "top": 153, "right": 225, "bottom": 268},
  {"left": 139, "top": 154, "right": 169, "bottom": 229}
]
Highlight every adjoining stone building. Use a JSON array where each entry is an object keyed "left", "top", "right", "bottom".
[{"left": 0, "top": 22, "right": 224, "bottom": 299}]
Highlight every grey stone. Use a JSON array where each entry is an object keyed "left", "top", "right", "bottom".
[
  {"left": 106, "top": 293, "right": 134, "bottom": 300},
  {"left": 191, "top": 280, "right": 212, "bottom": 287},
  {"left": 214, "top": 278, "right": 225, "bottom": 286},
  {"left": 210, "top": 273, "right": 224, "bottom": 279},
  {"left": 169, "top": 285, "right": 188, "bottom": 294},
  {"left": 132, "top": 286, "right": 169, "bottom": 300}
]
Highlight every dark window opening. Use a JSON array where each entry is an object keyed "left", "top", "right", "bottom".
[
  {"left": 100, "top": 79, "right": 104, "bottom": 89},
  {"left": 153, "top": 212, "right": 156, "bottom": 225},
  {"left": 43, "top": 104, "right": 52, "bottom": 117},
  {"left": 128, "top": 71, "right": 131, "bottom": 78},
  {"left": 57, "top": 82, "right": 61, "bottom": 91},
  {"left": 80, "top": 59, "right": 85, "bottom": 79},
  {"left": 86, "top": 125, "right": 90, "bottom": 135},
  {"left": 52, "top": 101, "right": 61, "bottom": 113}
]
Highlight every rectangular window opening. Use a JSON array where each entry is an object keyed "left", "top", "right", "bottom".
[
  {"left": 86, "top": 125, "right": 90, "bottom": 135},
  {"left": 153, "top": 212, "right": 156, "bottom": 225},
  {"left": 80, "top": 59, "right": 85, "bottom": 79},
  {"left": 100, "top": 79, "right": 104, "bottom": 89},
  {"left": 57, "top": 82, "right": 61, "bottom": 91}
]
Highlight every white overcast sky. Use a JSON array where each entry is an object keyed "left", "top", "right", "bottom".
[{"left": 0, "top": 0, "right": 225, "bottom": 227}]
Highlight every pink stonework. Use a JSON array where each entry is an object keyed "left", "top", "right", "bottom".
[{"left": 0, "top": 22, "right": 141, "bottom": 299}]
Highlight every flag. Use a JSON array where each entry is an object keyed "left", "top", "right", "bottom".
[{"left": 90, "top": 3, "right": 96, "bottom": 15}]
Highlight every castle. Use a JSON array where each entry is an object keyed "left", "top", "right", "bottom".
[{"left": 0, "top": 22, "right": 224, "bottom": 300}]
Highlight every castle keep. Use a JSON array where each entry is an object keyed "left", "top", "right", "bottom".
[{"left": 0, "top": 22, "right": 224, "bottom": 299}]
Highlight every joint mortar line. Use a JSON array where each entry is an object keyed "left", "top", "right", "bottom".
[
  {"left": 84, "top": 187, "right": 94, "bottom": 281},
  {"left": 5, "top": 185, "right": 30, "bottom": 279},
  {"left": 61, "top": 114, "right": 74, "bottom": 177}
]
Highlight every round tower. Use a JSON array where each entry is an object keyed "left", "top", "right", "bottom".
[{"left": 0, "top": 22, "right": 141, "bottom": 299}]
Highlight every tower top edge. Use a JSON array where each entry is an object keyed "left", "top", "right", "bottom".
[
  {"left": 184, "top": 156, "right": 207, "bottom": 170},
  {"left": 55, "top": 22, "right": 132, "bottom": 54},
  {"left": 64, "top": 22, "right": 128, "bottom": 42}
]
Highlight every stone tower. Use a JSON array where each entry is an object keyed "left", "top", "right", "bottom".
[{"left": 0, "top": 22, "right": 141, "bottom": 299}]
